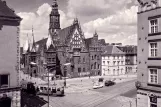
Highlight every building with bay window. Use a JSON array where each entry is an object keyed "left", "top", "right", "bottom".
[
  {"left": 137, "top": 0, "right": 161, "bottom": 107},
  {"left": 0, "top": 0, "right": 22, "bottom": 107}
]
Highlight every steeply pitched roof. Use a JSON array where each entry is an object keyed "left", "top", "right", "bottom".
[
  {"left": 102, "top": 45, "right": 125, "bottom": 55},
  {"left": 0, "top": 0, "right": 21, "bottom": 20},
  {"left": 84, "top": 38, "right": 92, "bottom": 49},
  {"left": 58, "top": 25, "right": 73, "bottom": 44},
  {"left": 117, "top": 45, "right": 137, "bottom": 54}
]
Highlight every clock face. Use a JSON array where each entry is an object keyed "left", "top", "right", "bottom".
[
  {"left": 54, "top": 23, "right": 59, "bottom": 28},
  {"left": 51, "top": 16, "right": 58, "bottom": 22}
]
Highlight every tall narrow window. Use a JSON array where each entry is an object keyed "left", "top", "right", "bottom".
[
  {"left": 91, "top": 64, "right": 93, "bottom": 69},
  {"left": 149, "top": 43, "right": 157, "bottom": 57},
  {"left": 149, "top": 69, "right": 158, "bottom": 84},
  {"left": 150, "top": 19, "right": 158, "bottom": 34},
  {"left": 103, "top": 61, "right": 105, "bottom": 65},
  {"left": 83, "top": 68, "right": 85, "bottom": 72},
  {"left": 83, "top": 57, "right": 85, "bottom": 63},
  {"left": 94, "top": 62, "right": 97, "bottom": 69}
]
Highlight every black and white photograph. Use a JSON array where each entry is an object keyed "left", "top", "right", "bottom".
[{"left": 0, "top": 0, "right": 160, "bottom": 107}]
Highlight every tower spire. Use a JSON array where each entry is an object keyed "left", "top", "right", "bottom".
[
  {"left": 31, "top": 26, "right": 36, "bottom": 52},
  {"left": 94, "top": 30, "right": 98, "bottom": 37}
]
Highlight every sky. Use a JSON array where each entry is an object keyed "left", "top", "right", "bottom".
[{"left": 5, "top": 0, "right": 138, "bottom": 47}]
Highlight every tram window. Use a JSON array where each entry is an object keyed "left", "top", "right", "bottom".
[
  {"left": 44, "top": 87, "right": 47, "bottom": 90},
  {"left": 40, "top": 87, "right": 43, "bottom": 90}
]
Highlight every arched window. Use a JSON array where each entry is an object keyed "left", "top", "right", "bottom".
[
  {"left": 91, "top": 64, "right": 93, "bottom": 69},
  {"left": 92, "top": 56, "right": 94, "bottom": 60},
  {"left": 94, "top": 62, "right": 97, "bottom": 69},
  {"left": 83, "top": 68, "right": 85, "bottom": 72},
  {"left": 95, "top": 55, "right": 97, "bottom": 59},
  {"left": 97, "top": 56, "right": 99, "bottom": 60},
  {"left": 83, "top": 57, "right": 85, "bottom": 63}
]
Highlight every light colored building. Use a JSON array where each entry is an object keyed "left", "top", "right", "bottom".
[
  {"left": 101, "top": 45, "right": 125, "bottom": 76},
  {"left": 137, "top": 0, "right": 161, "bottom": 107},
  {"left": 0, "top": 0, "right": 22, "bottom": 107}
]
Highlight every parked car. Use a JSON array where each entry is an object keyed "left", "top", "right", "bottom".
[
  {"left": 93, "top": 82, "right": 104, "bottom": 89},
  {"left": 104, "top": 80, "right": 115, "bottom": 86},
  {"left": 98, "top": 77, "right": 104, "bottom": 82}
]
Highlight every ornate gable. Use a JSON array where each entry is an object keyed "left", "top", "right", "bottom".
[
  {"left": 69, "top": 26, "right": 87, "bottom": 52},
  {"left": 46, "top": 44, "right": 56, "bottom": 52}
]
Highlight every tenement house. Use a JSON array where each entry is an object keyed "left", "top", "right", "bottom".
[
  {"left": 137, "top": 0, "right": 161, "bottom": 107},
  {"left": 117, "top": 45, "right": 137, "bottom": 73},
  {"left": 0, "top": 0, "right": 22, "bottom": 106},
  {"left": 101, "top": 45, "right": 126, "bottom": 76}
]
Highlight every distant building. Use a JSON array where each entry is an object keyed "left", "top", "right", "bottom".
[
  {"left": 117, "top": 45, "right": 137, "bottom": 73},
  {"left": 0, "top": 0, "right": 22, "bottom": 107},
  {"left": 22, "top": 0, "right": 105, "bottom": 78},
  {"left": 137, "top": 0, "right": 161, "bottom": 107},
  {"left": 101, "top": 45, "right": 125, "bottom": 76}
]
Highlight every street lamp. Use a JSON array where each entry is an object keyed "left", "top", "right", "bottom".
[
  {"left": 64, "top": 66, "right": 67, "bottom": 87},
  {"left": 43, "top": 62, "right": 49, "bottom": 107}
]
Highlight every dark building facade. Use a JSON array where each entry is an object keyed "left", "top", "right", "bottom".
[
  {"left": 22, "top": 0, "right": 105, "bottom": 78},
  {"left": 117, "top": 45, "right": 137, "bottom": 73}
]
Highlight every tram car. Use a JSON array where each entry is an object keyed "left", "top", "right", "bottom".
[
  {"left": 20, "top": 79, "right": 37, "bottom": 95},
  {"left": 37, "top": 83, "right": 64, "bottom": 96}
]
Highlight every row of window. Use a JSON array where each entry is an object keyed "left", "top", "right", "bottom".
[
  {"left": 91, "top": 55, "right": 100, "bottom": 60},
  {"left": 78, "top": 57, "right": 86, "bottom": 63},
  {"left": 103, "top": 61, "right": 124, "bottom": 65},
  {"left": 91, "top": 62, "right": 100, "bottom": 70},
  {"left": 47, "top": 58, "right": 55, "bottom": 63},
  {"left": 102, "top": 56, "right": 124, "bottom": 60},
  {"left": 78, "top": 67, "right": 86, "bottom": 72},
  {"left": 103, "top": 68, "right": 124, "bottom": 71}
]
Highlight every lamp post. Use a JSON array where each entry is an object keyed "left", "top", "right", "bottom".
[
  {"left": 43, "top": 62, "right": 49, "bottom": 107},
  {"left": 64, "top": 66, "right": 67, "bottom": 87}
]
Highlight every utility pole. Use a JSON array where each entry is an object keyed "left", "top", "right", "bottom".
[
  {"left": 43, "top": 62, "right": 49, "bottom": 107},
  {"left": 64, "top": 66, "right": 67, "bottom": 87},
  {"left": 48, "top": 68, "right": 49, "bottom": 107}
]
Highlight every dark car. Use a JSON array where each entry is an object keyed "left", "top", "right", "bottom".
[{"left": 105, "top": 80, "right": 115, "bottom": 86}]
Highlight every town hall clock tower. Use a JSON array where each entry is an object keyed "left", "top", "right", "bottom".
[{"left": 49, "top": 0, "right": 61, "bottom": 33}]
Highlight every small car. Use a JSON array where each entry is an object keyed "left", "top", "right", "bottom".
[
  {"left": 104, "top": 80, "right": 115, "bottom": 86},
  {"left": 93, "top": 82, "right": 104, "bottom": 89}
]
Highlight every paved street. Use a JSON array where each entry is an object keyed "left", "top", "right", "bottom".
[
  {"left": 20, "top": 71, "right": 137, "bottom": 107},
  {"left": 40, "top": 79, "right": 137, "bottom": 107}
]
